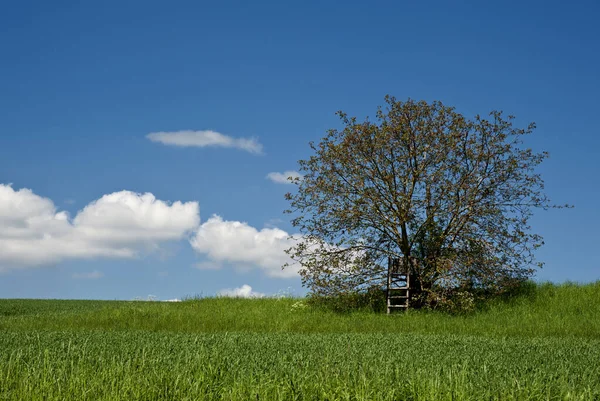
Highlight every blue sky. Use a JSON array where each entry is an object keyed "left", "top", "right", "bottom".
[{"left": 0, "top": 0, "right": 598, "bottom": 300}]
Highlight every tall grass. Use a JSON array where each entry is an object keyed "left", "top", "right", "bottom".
[
  {"left": 2, "top": 282, "right": 599, "bottom": 338},
  {"left": 1, "top": 282, "right": 599, "bottom": 400},
  {"left": 1, "top": 331, "right": 599, "bottom": 400}
]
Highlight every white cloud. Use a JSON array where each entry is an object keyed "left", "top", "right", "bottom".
[
  {"left": 190, "top": 215, "right": 300, "bottom": 278},
  {"left": 147, "top": 130, "right": 264, "bottom": 154},
  {"left": 0, "top": 184, "right": 199, "bottom": 272},
  {"left": 73, "top": 191, "right": 199, "bottom": 244},
  {"left": 72, "top": 270, "right": 104, "bottom": 279},
  {"left": 218, "top": 284, "right": 265, "bottom": 298},
  {"left": 163, "top": 298, "right": 181, "bottom": 302},
  {"left": 264, "top": 218, "right": 284, "bottom": 228},
  {"left": 266, "top": 171, "right": 303, "bottom": 184}
]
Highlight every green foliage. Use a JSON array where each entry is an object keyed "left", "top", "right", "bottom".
[
  {"left": 495, "top": 278, "right": 539, "bottom": 303},
  {"left": 306, "top": 286, "right": 387, "bottom": 313},
  {"left": 421, "top": 279, "right": 539, "bottom": 314},
  {"left": 421, "top": 288, "right": 477, "bottom": 314}
]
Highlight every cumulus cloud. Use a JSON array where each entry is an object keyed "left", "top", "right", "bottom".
[
  {"left": 72, "top": 270, "right": 104, "bottom": 279},
  {"left": 73, "top": 191, "right": 199, "bottom": 244},
  {"left": 189, "top": 215, "right": 300, "bottom": 278},
  {"left": 0, "top": 184, "right": 199, "bottom": 272},
  {"left": 266, "top": 171, "right": 303, "bottom": 184},
  {"left": 147, "top": 130, "right": 264, "bottom": 154},
  {"left": 218, "top": 284, "right": 265, "bottom": 298}
]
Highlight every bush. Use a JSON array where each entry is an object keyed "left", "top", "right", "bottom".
[
  {"left": 306, "top": 286, "right": 387, "bottom": 313},
  {"left": 306, "top": 279, "right": 538, "bottom": 314},
  {"left": 498, "top": 279, "right": 538, "bottom": 299},
  {"left": 419, "top": 288, "right": 477, "bottom": 314}
]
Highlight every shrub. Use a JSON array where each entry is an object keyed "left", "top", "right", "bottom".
[{"left": 306, "top": 286, "right": 386, "bottom": 313}]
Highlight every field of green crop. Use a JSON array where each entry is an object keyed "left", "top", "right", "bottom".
[{"left": 1, "top": 282, "right": 599, "bottom": 400}]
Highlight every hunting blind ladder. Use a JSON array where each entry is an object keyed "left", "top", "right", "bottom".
[{"left": 386, "top": 257, "right": 410, "bottom": 313}]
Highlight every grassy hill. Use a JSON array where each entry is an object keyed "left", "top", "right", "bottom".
[{"left": 1, "top": 282, "right": 599, "bottom": 400}]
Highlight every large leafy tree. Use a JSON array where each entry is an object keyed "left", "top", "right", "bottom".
[{"left": 284, "top": 96, "right": 567, "bottom": 305}]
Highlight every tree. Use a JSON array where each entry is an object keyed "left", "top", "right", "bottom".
[{"left": 284, "top": 96, "right": 568, "bottom": 307}]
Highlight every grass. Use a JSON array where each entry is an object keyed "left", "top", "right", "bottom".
[
  {"left": 2, "top": 282, "right": 600, "bottom": 338},
  {"left": 1, "top": 282, "right": 599, "bottom": 400}
]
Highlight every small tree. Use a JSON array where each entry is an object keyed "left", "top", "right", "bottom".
[{"left": 285, "top": 96, "right": 568, "bottom": 307}]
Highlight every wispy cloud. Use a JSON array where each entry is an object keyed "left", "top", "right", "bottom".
[
  {"left": 147, "top": 130, "right": 264, "bottom": 154},
  {"left": 218, "top": 284, "right": 265, "bottom": 298},
  {"left": 193, "top": 261, "right": 223, "bottom": 270},
  {"left": 266, "top": 171, "right": 303, "bottom": 184},
  {"left": 72, "top": 270, "right": 104, "bottom": 279},
  {"left": 264, "top": 218, "right": 284, "bottom": 228}
]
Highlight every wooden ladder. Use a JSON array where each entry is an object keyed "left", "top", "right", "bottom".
[{"left": 387, "top": 257, "right": 409, "bottom": 313}]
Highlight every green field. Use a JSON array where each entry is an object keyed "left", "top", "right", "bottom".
[{"left": 1, "top": 282, "right": 599, "bottom": 400}]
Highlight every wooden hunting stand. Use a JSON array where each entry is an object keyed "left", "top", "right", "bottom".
[{"left": 386, "top": 257, "right": 410, "bottom": 313}]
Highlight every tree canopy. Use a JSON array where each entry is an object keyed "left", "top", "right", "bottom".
[{"left": 285, "top": 96, "right": 568, "bottom": 307}]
